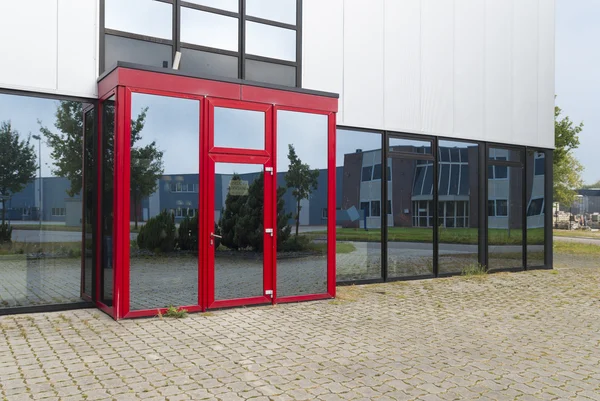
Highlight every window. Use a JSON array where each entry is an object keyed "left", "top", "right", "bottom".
[
  {"left": 372, "top": 164, "right": 382, "bottom": 180},
  {"left": 387, "top": 200, "right": 392, "bottom": 215},
  {"left": 387, "top": 165, "right": 392, "bottom": 181},
  {"left": 527, "top": 198, "right": 544, "bottom": 216},
  {"left": 534, "top": 153, "right": 545, "bottom": 176},
  {"left": 22, "top": 208, "right": 30, "bottom": 216},
  {"left": 102, "top": 0, "right": 301, "bottom": 87},
  {"left": 371, "top": 201, "right": 381, "bottom": 217},
  {"left": 360, "top": 202, "right": 370, "bottom": 217},
  {"left": 52, "top": 208, "right": 66, "bottom": 217},
  {"left": 361, "top": 166, "right": 373, "bottom": 182},
  {"left": 488, "top": 200, "right": 508, "bottom": 217},
  {"left": 322, "top": 208, "right": 327, "bottom": 219}
]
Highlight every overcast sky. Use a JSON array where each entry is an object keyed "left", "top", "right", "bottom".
[{"left": 556, "top": 0, "right": 600, "bottom": 184}]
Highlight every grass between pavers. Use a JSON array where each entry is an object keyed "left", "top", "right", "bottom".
[{"left": 307, "top": 227, "right": 544, "bottom": 245}]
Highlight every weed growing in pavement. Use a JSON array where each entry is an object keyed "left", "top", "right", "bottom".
[{"left": 461, "top": 263, "right": 487, "bottom": 277}]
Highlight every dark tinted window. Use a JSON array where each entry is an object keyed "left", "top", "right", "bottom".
[
  {"left": 105, "top": 35, "right": 172, "bottom": 71},
  {"left": 180, "top": 48, "right": 238, "bottom": 78},
  {"left": 372, "top": 164, "right": 382, "bottom": 180},
  {"left": 245, "top": 59, "right": 296, "bottom": 87},
  {"left": 362, "top": 166, "right": 372, "bottom": 182}
]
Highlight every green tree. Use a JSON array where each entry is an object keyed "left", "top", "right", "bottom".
[
  {"left": 218, "top": 174, "right": 247, "bottom": 250},
  {"left": 285, "top": 144, "right": 319, "bottom": 237},
  {"left": 0, "top": 122, "right": 37, "bottom": 227},
  {"left": 554, "top": 105, "right": 584, "bottom": 206},
  {"left": 40, "top": 101, "right": 164, "bottom": 228}
]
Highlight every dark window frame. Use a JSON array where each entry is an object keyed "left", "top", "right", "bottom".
[{"left": 99, "top": 0, "right": 303, "bottom": 87}]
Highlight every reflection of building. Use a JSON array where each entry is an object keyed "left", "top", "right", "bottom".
[{"left": 338, "top": 147, "right": 545, "bottom": 229}]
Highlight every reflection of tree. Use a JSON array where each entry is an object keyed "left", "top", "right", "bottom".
[
  {"left": 0, "top": 121, "right": 37, "bottom": 226},
  {"left": 285, "top": 144, "right": 319, "bottom": 237},
  {"left": 40, "top": 101, "right": 164, "bottom": 229}
]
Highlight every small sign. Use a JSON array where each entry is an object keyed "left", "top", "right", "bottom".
[{"left": 229, "top": 180, "right": 249, "bottom": 196}]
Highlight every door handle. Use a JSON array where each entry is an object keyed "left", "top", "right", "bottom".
[{"left": 211, "top": 232, "right": 222, "bottom": 239}]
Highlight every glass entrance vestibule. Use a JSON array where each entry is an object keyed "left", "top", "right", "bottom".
[{"left": 86, "top": 63, "right": 338, "bottom": 319}]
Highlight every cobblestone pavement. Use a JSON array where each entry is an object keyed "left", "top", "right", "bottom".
[{"left": 1, "top": 254, "right": 600, "bottom": 400}]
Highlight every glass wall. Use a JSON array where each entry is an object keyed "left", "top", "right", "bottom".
[
  {"left": 336, "top": 129, "right": 383, "bottom": 282},
  {"left": 276, "top": 111, "right": 328, "bottom": 296},
  {"left": 101, "top": 97, "right": 115, "bottom": 306},
  {"left": 83, "top": 108, "right": 95, "bottom": 298},
  {"left": 387, "top": 137, "right": 434, "bottom": 278},
  {"left": 102, "top": 0, "right": 301, "bottom": 86},
  {"left": 488, "top": 148, "right": 523, "bottom": 271},
  {"left": 527, "top": 150, "right": 546, "bottom": 267},
  {"left": 0, "top": 93, "right": 85, "bottom": 309},
  {"left": 129, "top": 93, "right": 200, "bottom": 311},
  {"left": 438, "top": 141, "right": 480, "bottom": 275}
]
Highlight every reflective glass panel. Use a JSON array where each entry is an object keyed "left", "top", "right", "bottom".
[
  {"left": 83, "top": 109, "right": 95, "bottom": 297},
  {"left": 246, "top": 0, "right": 297, "bottom": 25},
  {"left": 489, "top": 147, "right": 522, "bottom": 163},
  {"left": 245, "top": 60, "right": 296, "bottom": 87},
  {"left": 389, "top": 137, "right": 432, "bottom": 155},
  {"left": 181, "top": 8, "right": 238, "bottom": 51},
  {"left": 105, "top": 0, "right": 172, "bottom": 39},
  {"left": 387, "top": 144, "right": 434, "bottom": 278},
  {"left": 180, "top": 48, "right": 238, "bottom": 78},
  {"left": 105, "top": 35, "right": 172, "bottom": 71},
  {"left": 336, "top": 128, "right": 384, "bottom": 281},
  {"left": 277, "top": 111, "right": 328, "bottom": 296},
  {"left": 246, "top": 22, "right": 296, "bottom": 62},
  {"left": 488, "top": 166, "right": 523, "bottom": 270},
  {"left": 0, "top": 94, "right": 85, "bottom": 309},
  {"left": 438, "top": 141, "right": 479, "bottom": 275},
  {"left": 214, "top": 163, "right": 264, "bottom": 300},
  {"left": 184, "top": 0, "right": 238, "bottom": 12},
  {"left": 101, "top": 97, "right": 116, "bottom": 306},
  {"left": 129, "top": 93, "right": 200, "bottom": 311},
  {"left": 213, "top": 107, "right": 265, "bottom": 150},
  {"left": 527, "top": 151, "right": 545, "bottom": 267}
]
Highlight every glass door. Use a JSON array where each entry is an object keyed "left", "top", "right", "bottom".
[{"left": 205, "top": 99, "right": 274, "bottom": 309}]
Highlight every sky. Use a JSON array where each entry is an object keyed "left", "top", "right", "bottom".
[{"left": 556, "top": 0, "right": 600, "bottom": 184}]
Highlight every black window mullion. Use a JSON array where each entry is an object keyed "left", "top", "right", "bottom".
[
  {"left": 99, "top": 0, "right": 106, "bottom": 74},
  {"left": 296, "top": 0, "right": 303, "bottom": 87},
  {"left": 174, "top": 0, "right": 180, "bottom": 63},
  {"left": 239, "top": 0, "right": 246, "bottom": 80},
  {"left": 433, "top": 138, "right": 439, "bottom": 277},
  {"left": 522, "top": 150, "right": 527, "bottom": 270},
  {"left": 382, "top": 131, "right": 388, "bottom": 282}
]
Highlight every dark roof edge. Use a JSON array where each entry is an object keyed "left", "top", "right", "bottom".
[{"left": 97, "top": 62, "right": 339, "bottom": 99}]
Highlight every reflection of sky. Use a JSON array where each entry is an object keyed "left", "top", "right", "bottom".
[
  {"left": 0, "top": 94, "right": 62, "bottom": 177},
  {"left": 131, "top": 93, "right": 199, "bottom": 175},
  {"left": 105, "top": 0, "right": 172, "bottom": 39},
  {"left": 277, "top": 111, "right": 328, "bottom": 172},
  {"left": 336, "top": 129, "right": 381, "bottom": 167},
  {"left": 214, "top": 107, "right": 264, "bottom": 150}
]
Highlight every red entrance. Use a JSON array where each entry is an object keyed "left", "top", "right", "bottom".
[{"left": 92, "top": 63, "right": 338, "bottom": 319}]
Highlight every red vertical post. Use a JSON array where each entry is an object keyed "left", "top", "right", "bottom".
[{"left": 327, "top": 112, "right": 337, "bottom": 298}]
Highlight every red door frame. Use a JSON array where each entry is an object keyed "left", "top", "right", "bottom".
[{"left": 97, "top": 66, "right": 338, "bottom": 319}]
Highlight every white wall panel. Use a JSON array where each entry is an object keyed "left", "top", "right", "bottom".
[
  {"left": 484, "top": 0, "right": 513, "bottom": 143},
  {"left": 537, "top": 0, "right": 555, "bottom": 148},
  {"left": 420, "top": 0, "right": 454, "bottom": 135},
  {"left": 342, "top": 0, "right": 384, "bottom": 129},
  {"left": 383, "top": 0, "right": 421, "bottom": 132},
  {"left": 454, "top": 0, "right": 484, "bottom": 140},
  {"left": 302, "top": 0, "right": 344, "bottom": 121},
  {"left": 512, "top": 0, "right": 539, "bottom": 146},
  {"left": 0, "top": 1, "right": 58, "bottom": 91},
  {"left": 57, "top": 0, "right": 98, "bottom": 97}
]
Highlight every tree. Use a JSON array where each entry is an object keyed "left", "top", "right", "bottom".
[
  {"left": 40, "top": 101, "right": 164, "bottom": 228},
  {"left": 285, "top": 144, "right": 319, "bottom": 237},
  {"left": 554, "top": 105, "right": 584, "bottom": 206},
  {"left": 219, "top": 174, "right": 247, "bottom": 250},
  {"left": 0, "top": 122, "right": 37, "bottom": 227}
]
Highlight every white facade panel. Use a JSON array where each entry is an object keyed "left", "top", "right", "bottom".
[
  {"left": 454, "top": 0, "right": 485, "bottom": 141},
  {"left": 302, "top": 0, "right": 555, "bottom": 149},
  {"left": 0, "top": 0, "right": 97, "bottom": 98},
  {"left": 484, "top": 0, "right": 513, "bottom": 143},
  {"left": 512, "top": 0, "right": 539, "bottom": 146},
  {"left": 342, "top": 0, "right": 384, "bottom": 129},
  {"left": 420, "top": 0, "right": 454, "bottom": 135},
  {"left": 383, "top": 0, "right": 421, "bottom": 132},
  {"left": 0, "top": 1, "right": 58, "bottom": 92},
  {"left": 537, "top": 0, "right": 556, "bottom": 148},
  {"left": 301, "top": 0, "right": 344, "bottom": 121},
  {"left": 57, "top": 0, "right": 98, "bottom": 97}
]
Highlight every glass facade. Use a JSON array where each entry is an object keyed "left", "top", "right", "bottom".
[
  {"left": 101, "top": 0, "right": 301, "bottom": 87},
  {"left": 101, "top": 96, "right": 115, "bottom": 306}
]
